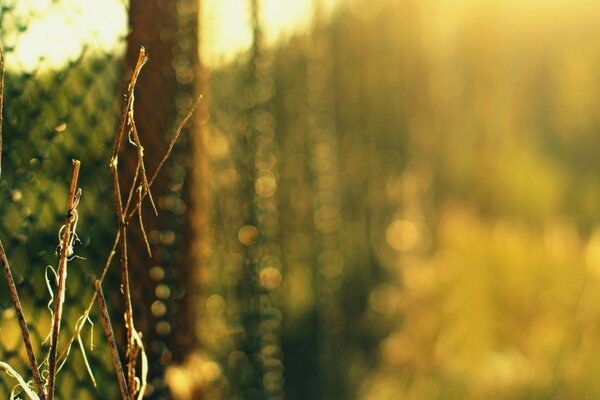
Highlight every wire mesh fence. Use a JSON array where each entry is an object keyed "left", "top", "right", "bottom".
[{"left": 0, "top": 1, "right": 171, "bottom": 398}]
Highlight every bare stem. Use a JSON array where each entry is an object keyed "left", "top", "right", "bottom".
[
  {"left": 57, "top": 48, "right": 149, "bottom": 377},
  {"left": 56, "top": 228, "right": 122, "bottom": 365},
  {"left": 0, "top": 45, "right": 45, "bottom": 400},
  {"left": 109, "top": 47, "right": 147, "bottom": 399},
  {"left": 117, "top": 224, "right": 136, "bottom": 397},
  {"left": 96, "top": 280, "right": 131, "bottom": 400},
  {"left": 127, "top": 95, "right": 202, "bottom": 221},
  {"left": 46, "top": 159, "right": 81, "bottom": 400},
  {"left": 112, "top": 47, "right": 147, "bottom": 165},
  {"left": 0, "top": 241, "right": 46, "bottom": 400},
  {"left": 0, "top": 45, "right": 4, "bottom": 179},
  {"left": 56, "top": 48, "right": 198, "bottom": 398},
  {"left": 129, "top": 110, "right": 157, "bottom": 217}
]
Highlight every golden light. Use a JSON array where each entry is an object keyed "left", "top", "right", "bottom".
[{"left": 4, "top": 0, "right": 127, "bottom": 72}]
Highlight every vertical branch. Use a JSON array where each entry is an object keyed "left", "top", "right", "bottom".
[
  {"left": 0, "top": 45, "right": 4, "bottom": 179},
  {"left": 0, "top": 45, "right": 46, "bottom": 400},
  {"left": 57, "top": 88, "right": 199, "bottom": 374},
  {"left": 118, "top": 224, "right": 136, "bottom": 397},
  {"left": 0, "top": 242, "right": 46, "bottom": 400},
  {"left": 46, "top": 159, "right": 81, "bottom": 400},
  {"left": 96, "top": 280, "right": 131, "bottom": 400},
  {"left": 111, "top": 47, "right": 147, "bottom": 228},
  {"left": 113, "top": 48, "right": 147, "bottom": 165},
  {"left": 56, "top": 229, "right": 121, "bottom": 366},
  {"left": 110, "top": 47, "right": 147, "bottom": 399},
  {"left": 51, "top": 46, "right": 197, "bottom": 397}
]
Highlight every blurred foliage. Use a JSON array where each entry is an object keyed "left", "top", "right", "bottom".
[{"left": 193, "top": 0, "right": 600, "bottom": 399}]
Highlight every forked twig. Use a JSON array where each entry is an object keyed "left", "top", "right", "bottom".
[
  {"left": 0, "top": 42, "right": 196, "bottom": 399},
  {"left": 57, "top": 90, "right": 199, "bottom": 364},
  {"left": 112, "top": 47, "right": 148, "bottom": 172},
  {"left": 128, "top": 112, "right": 153, "bottom": 256},
  {"left": 96, "top": 280, "right": 131, "bottom": 400},
  {"left": 109, "top": 48, "right": 147, "bottom": 398},
  {"left": 127, "top": 95, "right": 202, "bottom": 221},
  {"left": 128, "top": 110, "right": 158, "bottom": 218},
  {"left": 54, "top": 47, "right": 200, "bottom": 398},
  {"left": 56, "top": 229, "right": 122, "bottom": 365},
  {"left": 46, "top": 159, "right": 81, "bottom": 400}
]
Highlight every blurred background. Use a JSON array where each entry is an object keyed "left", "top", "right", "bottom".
[{"left": 2, "top": 0, "right": 600, "bottom": 398}]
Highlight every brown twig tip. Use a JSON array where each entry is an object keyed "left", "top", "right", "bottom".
[
  {"left": 139, "top": 46, "right": 147, "bottom": 60},
  {"left": 46, "top": 160, "right": 82, "bottom": 400}
]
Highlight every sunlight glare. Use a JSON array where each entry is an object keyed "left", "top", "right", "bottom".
[
  {"left": 201, "top": 0, "right": 341, "bottom": 66},
  {"left": 2, "top": 0, "right": 127, "bottom": 72}
]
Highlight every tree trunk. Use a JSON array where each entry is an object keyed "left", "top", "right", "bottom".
[{"left": 122, "top": 0, "right": 201, "bottom": 397}]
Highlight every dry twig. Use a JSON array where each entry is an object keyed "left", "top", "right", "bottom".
[
  {"left": 0, "top": 45, "right": 4, "bottom": 179},
  {"left": 96, "top": 280, "right": 131, "bottom": 400},
  {"left": 52, "top": 46, "right": 200, "bottom": 398},
  {"left": 0, "top": 45, "right": 46, "bottom": 400},
  {"left": 0, "top": 42, "right": 198, "bottom": 399},
  {"left": 109, "top": 48, "right": 147, "bottom": 398},
  {"left": 0, "top": 242, "right": 46, "bottom": 400},
  {"left": 46, "top": 159, "right": 81, "bottom": 400},
  {"left": 127, "top": 95, "right": 202, "bottom": 221}
]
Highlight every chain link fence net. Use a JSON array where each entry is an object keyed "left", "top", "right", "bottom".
[{"left": 0, "top": 1, "right": 180, "bottom": 398}]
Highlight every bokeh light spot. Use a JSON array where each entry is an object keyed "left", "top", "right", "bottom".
[
  {"left": 386, "top": 219, "right": 420, "bottom": 252},
  {"left": 260, "top": 267, "right": 282, "bottom": 290},
  {"left": 238, "top": 225, "right": 259, "bottom": 246}
]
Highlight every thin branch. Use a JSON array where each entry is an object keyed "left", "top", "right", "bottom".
[
  {"left": 57, "top": 49, "right": 149, "bottom": 369},
  {"left": 112, "top": 47, "right": 147, "bottom": 165},
  {"left": 95, "top": 280, "right": 131, "bottom": 400},
  {"left": 108, "top": 48, "right": 147, "bottom": 397},
  {"left": 46, "top": 159, "right": 81, "bottom": 400},
  {"left": 56, "top": 229, "right": 122, "bottom": 365},
  {"left": 117, "top": 224, "right": 136, "bottom": 397},
  {"left": 61, "top": 90, "right": 200, "bottom": 362},
  {"left": 128, "top": 110, "right": 157, "bottom": 217},
  {"left": 127, "top": 95, "right": 202, "bottom": 221},
  {"left": 0, "top": 241, "right": 46, "bottom": 400},
  {"left": 111, "top": 47, "right": 147, "bottom": 226},
  {"left": 0, "top": 45, "right": 4, "bottom": 179},
  {"left": 149, "top": 95, "right": 202, "bottom": 186},
  {"left": 56, "top": 49, "right": 199, "bottom": 398},
  {"left": 122, "top": 155, "right": 141, "bottom": 221},
  {"left": 137, "top": 186, "right": 152, "bottom": 257},
  {"left": 0, "top": 44, "right": 45, "bottom": 400}
]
